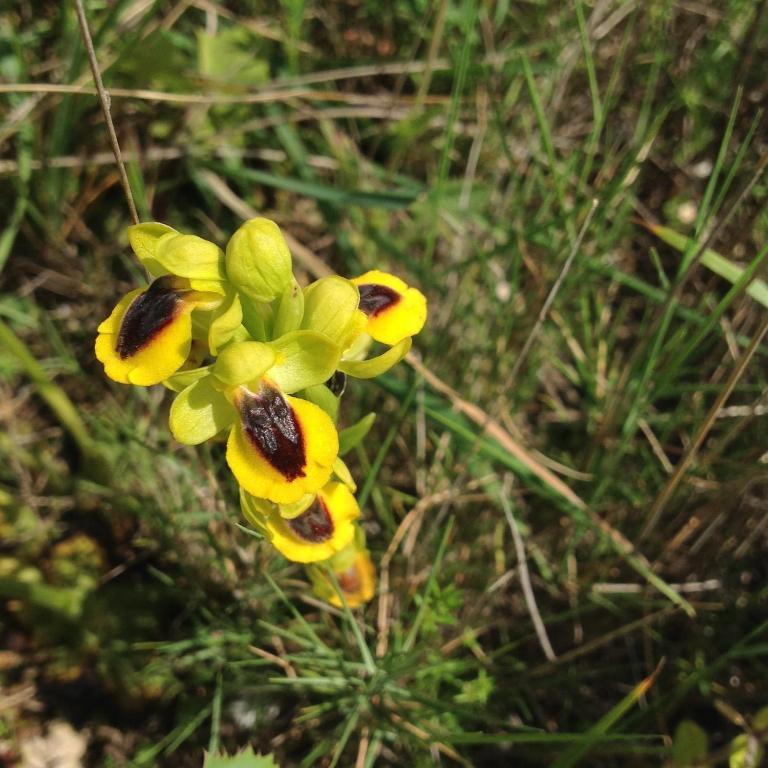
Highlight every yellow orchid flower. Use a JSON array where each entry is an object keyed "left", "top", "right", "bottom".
[
  {"left": 241, "top": 481, "right": 359, "bottom": 563},
  {"left": 95, "top": 224, "right": 241, "bottom": 386},
  {"left": 351, "top": 270, "right": 427, "bottom": 346},
  {"left": 95, "top": 276, "right": 221, "bottom": 386},
  {"left": 227, "top": 380, "right": 338, "bottom": 504},
  {"left": 307, "top": 531, "right": 376, "bottom": 608},
  {"left": 169, "top": 339, "right": 341, "bottom": 505}
]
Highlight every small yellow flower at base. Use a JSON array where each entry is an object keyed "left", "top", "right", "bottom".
[
  {"left": 226, "top": 381, "right": 339, "bottom": 505},
  {"left": 95, "top": 276, "right": 215, "bottom": 386},
  {"left": 308, "top": 536, "right": 376, "bottom": 608},
  {"left": 351, "top": 270, "right": 427, "bottom": 346},
  {"left": 257, "top": 482, "right": 360, "bottom": 563}
]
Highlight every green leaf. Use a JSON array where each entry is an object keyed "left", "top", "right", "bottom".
[
  {"left": 272, "top": 278, "right": 305, "bottom": 338},
  {"left": 672, "top": 720, "right": 708, "bottom": 766},
  {"left": 301, "top": 276, "right": 359, "bottom": 344},
  {"left": 155, "top": 233, "right": 227, "bottom": 281},
  {"left": 204, "top": 747, "right": 278, "bottom": 768},
  {"left": 226, "top": 218, "right": 293, "bottom": 302},
  {"left": 213, "top": 341, "right": 275, "bottom": 387},
  {"left": 649, "top": 223, "right": 768, "bottom": 308},
  {"left": 207, "top": 161, "right": 421, "bottom": 210},
  {"left": 339, "top": 413, "right": 376, "bottom": 455},
  {"left": 169, "top": 377, "right": 234, "bottom": 445},
  {"left": 339, "top": 337, "right": 411, "bottom": 378},
  {"left": 267, "top": 330, "right": 340, "bottom": 394}
]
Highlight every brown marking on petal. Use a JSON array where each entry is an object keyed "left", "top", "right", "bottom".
[
  {"left": 357, "top": 283, "right": 401, "bottom": 317},
  {"left": 240, "top": 384, "right": 306, "bottom": 480},
  {"left": 338, "top": 564, "right": 361, "bottom": 595},
  {"left": 117, "top": 276, "right": 184, "bottom": 359},
  {"left": 287, "top": 497, "right": 334, "bottom": 543}
]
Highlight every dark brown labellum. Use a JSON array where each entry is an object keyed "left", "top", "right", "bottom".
[
  {"left": 287, "top": 497, "right": 334, "bottom": 543},
  {"left": 240, "top": 384, "right": 306, "bottom": 480},
  {"left": 338, "top": 564, "right": 361, "bottom": 594},
  {"left": 357, "top": 283, "right": 400, "bottom": 317},
  {"left": 117, "top": 276, "right": 183, "bottom": 359}
]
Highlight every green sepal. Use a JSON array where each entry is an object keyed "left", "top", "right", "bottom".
[
  {"left": 267, "top": 330, "right": 341, "bottom": 394},
  {"left": 277, "top": 493, "right": 315, "bottom": 520},
  {"left": 163, "top": 365, "right": 213, "bottom": 393},
  {"left": 226, "top": 218, "right": 292, "bottom": 302},
  {"left": 300, "top": 384, "right": 339, "bottom": 422},
  {"left": 127, "top": 222, "right": 178, "bottom": 277},
  {"left": 154, "top": 233, "right": 227, "bottom": 281},
  {"left": 204, "top": 288, "right": 243, "bottom": 354},
  {"left": 240, "top": 295, "right": 271, "bottom": 341},
  {"left": 188, "top": 277, "right": 227, "bottom": 297},
  {"left": 320, "top": 532, "right": 361, "bottom": 573},
  {"left": 213, "top": 341, "right": 275, "bottom": 387},
  {"left": 301, "top": 276, "right": 360, "bottom": 345},
  {"left": 169, "top": 376, "right": 235, "bottom": 445},
  {"left": 240, "top": 489, "right": 275, "bottom": 538},
  {"left": 272, "top": 278, "right": 304, "bottom": 338},
  {"left": 332, "top": 456, "right": 356, "bottom": 491},
  {"left": 339, "top": 412, "right": 376, "bottom": 455},
  {"left": 228, "top": 325, "right": 252, "bottom": 344},
  {"left": 339, "top": 337, "right": 411, "bottom": 378}
]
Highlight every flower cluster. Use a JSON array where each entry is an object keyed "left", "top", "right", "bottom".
[{"left": 95, "top": 218, "right": 426, "bottom": 607}]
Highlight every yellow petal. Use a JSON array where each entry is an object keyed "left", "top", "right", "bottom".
[
  {"left": 226, "top": 385, "right": 338, "bottom": 504},
  {"left": 95, "top": 279, "right": 195, "bottom": 386},
  {"left": 262, "top": 482, "right": 360, "bottom": 563},
  {"left": 309, "top": 544, "right": 376, "bottom": 608},
  {"left": 334, "top": 551, "right": 376, "bottom": 608},
  {"left": 351, "top": 270, "right": 427, "bottom": 346}
]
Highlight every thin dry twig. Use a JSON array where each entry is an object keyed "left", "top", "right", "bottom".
[
  {"left": 248, "top": 643, "right": 297, "bottom": 677},
  {"left": 73, "top": 0, "right": 139, "bottom": 225},
  {"left": 508, "top": 198, "right": 598, "bottom": 383},
  {"left": 498, "top": 475, "right": 557, "bottom": 661},
  {"left": 0, "top": 82, "right": 448, "bottom": 107}
]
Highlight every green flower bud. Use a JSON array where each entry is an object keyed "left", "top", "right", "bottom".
[
  {"left": 225, "top": 218, "right": 292, "bottom": 302},
  {"left": 301, "top": 276, "right": 362, "bottom": 346}
]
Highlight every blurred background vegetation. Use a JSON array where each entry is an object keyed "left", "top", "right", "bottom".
[{"left": 1, "top": 0, "right": 767, "bottom": 765}]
